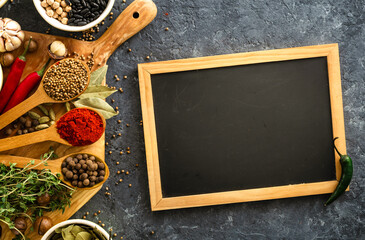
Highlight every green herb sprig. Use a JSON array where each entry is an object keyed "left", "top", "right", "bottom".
[{"left": 0, "top": 150, "right": 74, "bottom": 239}]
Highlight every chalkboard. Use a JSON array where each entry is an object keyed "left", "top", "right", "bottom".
[{"left": 139, "top": 44, "right": 346, "bottom": 211}]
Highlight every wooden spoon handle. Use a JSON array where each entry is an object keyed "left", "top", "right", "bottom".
[
  {"left": 0, "top": 88, "right": 53, "bottom": 131},
  {"left": 0, "top": 154, "right": 60, "bottom": 172},
  {"left": 0, "top": 125, "right": 69, "bottom": 152},
  {"left": 93, "top": 0, "right": 157, "bottom": 61}
]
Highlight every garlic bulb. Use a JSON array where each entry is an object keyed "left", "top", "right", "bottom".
[{"left": 0, "top": 18, "right": 25, "bottom": 52}]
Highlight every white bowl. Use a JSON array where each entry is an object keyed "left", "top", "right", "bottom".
[
  {"left": 33, "top": 0, "right": 115, "bottom": 32},
  {"left": 41, "top": 219, "right": 110, "bottom": 240}
]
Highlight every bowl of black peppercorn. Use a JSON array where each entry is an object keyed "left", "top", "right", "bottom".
[{"left": 33, "top": 0, "right": 115, "bottom": 32}]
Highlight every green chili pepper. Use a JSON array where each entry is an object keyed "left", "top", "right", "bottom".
[{"left": 324, "top": 137, "right": 353, "bottom": 206}]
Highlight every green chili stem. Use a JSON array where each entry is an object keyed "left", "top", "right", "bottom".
[
  {"left": 37, "top": 58, "right": 52, "bottom": 77},
  {"left": 333, "top": 137, "right": 343, "bottom": 156},
  {"left": 18, "top": 37, "right": 32, "bottom": 62}
]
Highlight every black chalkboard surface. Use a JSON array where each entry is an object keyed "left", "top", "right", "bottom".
[
  {"left": 151, "top": 57, "right": 336, "bottom": 197},
  {"left": 139, "top": 44, "right": 346, "bottom": 210}
]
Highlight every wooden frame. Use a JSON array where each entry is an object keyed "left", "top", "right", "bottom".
[{"left": 138, "top": 44, "right": 346, "bottom": 211}]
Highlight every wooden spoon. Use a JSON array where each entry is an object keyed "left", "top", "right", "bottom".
[
  {"left": 0, "top": 153, "right": 110, "bottom": 189},
  {"left": 0, "top": 107, "right": 106, "bottom": 152},
  {"left": 0, "top": 58, "right": 90, "bottom": 130}
]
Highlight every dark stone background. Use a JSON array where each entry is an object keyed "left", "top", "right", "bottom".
[{"left": 1, "top": 0, "right": 364, "bottom": 239}]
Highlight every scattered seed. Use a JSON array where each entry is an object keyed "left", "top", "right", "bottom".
[
  {"left": 118, "top": 133, "right": 121, "bottom": 136},
  {"left": 98, "top": 210, "right": 101, "bottom": 214},
  {"left": 108, "top": 151, "right": 112, "bottom": 154},
  {"left": 146, "top": 56, "right": 150, "bottom": 60},
  {"left": 83, "top": 216, "right": 86, "bottom": 219},
  {"left": 117, "top": 171, "right": 121, "bottom": 174},
  {"left": 123, "top": 75, "right": 127, "bottom": 79},
  {"left": 106, "top": 142, "right": 109, "bottom": 146},
  {"left": 136, "top": 164, "right": 139, "bottom": 167},
  {"left": 119, "top": 179, "right": 123, "bottom": 182},
  {"left": 165, "top": 27, "right": 169, "bottom": 31},
  {"left": 117, "top": 120, "right": 121, "bottom": 124},
  {"left": 128, "top": 48, "right": 132, "bottom": 52},
  {"left": 119, "top": 151, "right": 123, "bottom": 155},
  {"left": 126, "top": 124, "right": 130, "bottom": 127},
  {"left": 128, "top": 184, "right": 132, "bottom": 187},
  {"left": 116, "top": 162, "right": 119, "bottom": 165},
  {"left": 94, "top": 213, "right": 97, "bottom": 216}
]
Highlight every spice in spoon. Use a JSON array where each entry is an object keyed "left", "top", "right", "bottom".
[
  {"left": 43, "top": 58, "right": 88, "bottom": 101},
  {"left": 56, "top": 108, "right": 104, "bottom": 146}
]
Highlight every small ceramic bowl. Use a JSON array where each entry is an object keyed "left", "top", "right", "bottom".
[
  {"left": 41, "top": 219, "right": 109, "bottom": 240},
  {"left": 33, "top": 0, "right": 115, "bottom": 32}
]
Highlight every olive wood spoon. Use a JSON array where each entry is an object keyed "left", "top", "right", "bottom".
[
  {"left": 0, "top": 153, "right": 110, "bottom": 189},
  {"left": 0, "top": 58, "right": 90, "bottom": 131},
  {"left": 0, "top": 107, "right": 106, "bottom": 152}
]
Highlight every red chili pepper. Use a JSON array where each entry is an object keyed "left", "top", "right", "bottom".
[
  {"left": 0, "top": 38, "right": 32, "bottom": 113},
  {"left": 2, "top": 58, "right": 51, "bottom": 113}
]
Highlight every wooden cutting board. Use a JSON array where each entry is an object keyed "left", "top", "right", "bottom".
[{"left": 0, "top": 0, "right": 156, "bottom": 239}]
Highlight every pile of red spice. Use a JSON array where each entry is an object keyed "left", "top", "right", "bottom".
[{"left": 56, "top": 108, "right": 104, "bottom": 146}]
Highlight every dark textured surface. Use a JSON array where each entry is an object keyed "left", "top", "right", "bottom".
[
  {"left": 1, "top": 0, "right": 364, "bottom": 239},
  {"left": 152, "top": 58, "right": 336, "bottom": 197}
]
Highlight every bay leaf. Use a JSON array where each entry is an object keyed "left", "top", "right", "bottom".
[
  {"left": 62, "top": 225, "right": 76, "bottom": 240},
  {"left": 73, "top": 97, "right": 118, "bottom": 119},
  {"left": 90, "top": 65, "right": 108, "bottom": 85},
  {"left": 71, "top": 225, "right": 87, "bottom": 237},
  {"left": 75, "top": 231, "right": 93, "bottom": 240},
  {"left": 79, "top": 85, "right": 117, "bottom": 99}
]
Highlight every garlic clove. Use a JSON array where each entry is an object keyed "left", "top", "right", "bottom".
[
  {"left": 5, "top": 20, "right": 21, "bottom": 32},
  {"left": 5, "top": 41, "right": 15, "bottom": 52},
  {"left": 3, "top": 18, "right": 11, "bottom": 25},
  {"left": 0, "top": 38, "right": 5, "bottom": 52},
  {"left": 10, "top": 36, "right": 22, "bottom": 49},
  {"left": 2, "top": 32, "right": 9, "bottom": 40},
  {"left": 17, "top": 31, "right": 24, "bottom": 41},
  {"left": 5, "top": 29, "right": 18, "bottom": 37}
]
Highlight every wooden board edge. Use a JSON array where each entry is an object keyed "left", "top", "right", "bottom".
[
  {"left": 152, "top": 181, "right": 338, "bottom": 211},
  {"left": 138, "top": 64, "right": 163, "bottom": 209},
  {"left": 138, "top": 43, "right": 337, "bottom": 74},
  {"left": 326, "top": 44, "right": 346, "bottom": 181}
]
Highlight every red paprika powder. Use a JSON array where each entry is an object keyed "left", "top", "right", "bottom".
[{"left": 56, "top": 108, "right": 104, "bottom": 146}]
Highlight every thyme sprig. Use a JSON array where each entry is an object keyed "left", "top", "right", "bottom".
[{"left": 0, "top": 150, "right": 74, "bottom": 239}]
